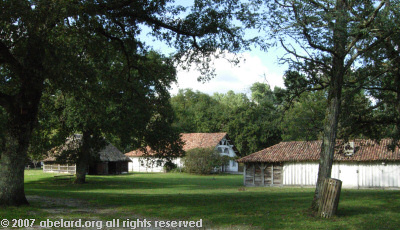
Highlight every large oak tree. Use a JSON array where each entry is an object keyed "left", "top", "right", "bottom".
[{"left": 0, "top": 0, "right": 250, "bottom": 206}]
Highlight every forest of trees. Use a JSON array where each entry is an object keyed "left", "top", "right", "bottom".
[
  {"left": 170, "top": 85, "right": 282, "bottom": 157},
  {"left": 169, "top": 79, "right": 393, "bottom": 157}
]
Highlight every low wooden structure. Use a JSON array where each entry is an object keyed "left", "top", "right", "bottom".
[
  {"left": 43, "top": 134, "right": 131, "bottom": 175},
  {"left": 243, "top": 163, "right": 283, "bottom": 186},
  {"left": 238, "top": 139, "right": 400, "bottom": 188},
  {"left": 319, "top": 178, "right": 342, "bottom": 218}
]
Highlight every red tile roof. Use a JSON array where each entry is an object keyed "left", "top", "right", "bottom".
[
  {"left": 180, "top": 133, "right": 227, "bottom": 151},
  {"left": 237, "top": 139, "right": 400, "bottom": 163},
  {"left": 125, "top": 133, "right": 230, "bottom": 157},
  {"left": 125, "top": 146, "right": 154, "bottom": 157}
]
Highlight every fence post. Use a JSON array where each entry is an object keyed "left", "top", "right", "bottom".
[{"left": 318, "top": 178, "right": 342, "bottom": 218}]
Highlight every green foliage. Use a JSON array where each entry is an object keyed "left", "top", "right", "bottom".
[
  {"left": 171, "top": 89, "right": 224, "bottom": 133},
  {"left": 224, "top": 101, "right": 281, "bottom": 156},
  {"left": 252, "top": 0, "right": 399, "bottom": 210},
  {"left": 281, "top": 91, "right": 326, "bottom": 141},
  {"left": 183, "top": 147, "right": 229, "bottom": 174},
  {"left": 37, "top": 51, "right": 184, "bottom": 166},
  {"left": 0, "top": 0, "right": 254, "bottom": 204},
  {"left": 345, "top": 6, "right": 400, "bottom": 148},
  {"left": 280, "top": 75, "right": 379, "bottom": 142},
  {"left": 171, "top": 84, "right": 282, "bottom": 156},
  {"left": 163, "top": 161, "right": 177, "bottom": 173},
  {"left": 0, "top": 107, "right": 7, "bottom": 153}
]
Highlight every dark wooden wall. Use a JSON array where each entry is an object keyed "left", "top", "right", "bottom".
[{"left": 244, "top": 162, "right": 283, "bottom": 186}]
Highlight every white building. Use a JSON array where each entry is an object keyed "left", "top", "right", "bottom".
[
  {"left": 238, "top": 139, "right": 400, "bottom": 188},
  {"left": 126, "top": 133, "right": 239, "bottom": 173}
]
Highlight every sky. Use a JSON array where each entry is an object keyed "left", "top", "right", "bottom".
[
  {"left": 148, "top": 42, "right": 288, "bottom": 96},
  {"left": 140, "top": 1, "right": 289, "bottom": 97},
  {"left": 169, "top": 49, "right": 287, "bottom": 96}
]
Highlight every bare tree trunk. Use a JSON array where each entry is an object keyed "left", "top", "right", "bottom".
[
  {"left": 311, "top": 0, "right": 347, "bottom": 212},
  {"left": 311, "top": 89, "right": 342, "bottom": 211},
  {"left": 0, "top": 137, "right": 29, "bottom": 206},
  {"left": 0, "top": 92, "right": 42, "bottom": 206},
  {"left": 74, "top": 156, "right": 88, "bottom": 184},
  {"left": 74, "top": 131, "right": 91, "bottom": 184}
]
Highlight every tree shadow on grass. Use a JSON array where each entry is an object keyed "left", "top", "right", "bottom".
[
  {"left": 25, "top": 173, "right": 244, "bottom": 192},
  {"left": 24, "top": 173, "right": 400, "bottom": 229}
]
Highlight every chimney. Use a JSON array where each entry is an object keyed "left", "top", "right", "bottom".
[{"left": 344, "top": 142, "right": 355, "bottom": 156}]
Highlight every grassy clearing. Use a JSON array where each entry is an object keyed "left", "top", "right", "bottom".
[{"left": 1, "top": 170, "right": 399, "bottom": 229}]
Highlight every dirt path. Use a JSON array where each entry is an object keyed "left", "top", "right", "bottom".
[{"left": 23, "top": 195, "right": 208, "bottom": 230}]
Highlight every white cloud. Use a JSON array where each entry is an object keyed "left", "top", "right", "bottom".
[{"left": 169, "top": 52, "right": 285, "bottom": 96}]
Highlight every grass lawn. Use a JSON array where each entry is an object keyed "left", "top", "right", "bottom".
[{"left": 1, "top": 170, "right": 399, "bottom": 229}]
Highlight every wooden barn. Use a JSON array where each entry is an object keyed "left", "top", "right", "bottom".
[
  {"left": 237, "top": 139, "right": 400, "bottom": 188},
  {"left": 43, "top": 134, "right": 131, "bottom": 175},
  {"left": 125, "top": 133, "right": 240, "bottom": 173}
]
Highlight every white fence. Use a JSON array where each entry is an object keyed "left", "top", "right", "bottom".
[{"left": 43, "top": 164, "right": 76, "bottom": 174}]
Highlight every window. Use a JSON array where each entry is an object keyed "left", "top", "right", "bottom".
[
  {"left": 220, "top": 139, "right": 227, "bottom": 146},
  {"left": 231, "top": 161, "right": 236, "bottom": 167}
]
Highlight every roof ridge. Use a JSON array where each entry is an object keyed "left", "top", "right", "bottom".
[{"left": 237, "top": 139, "right": 400, "bottom": 163}]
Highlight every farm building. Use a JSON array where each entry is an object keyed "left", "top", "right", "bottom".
[
  {"left": 125, "top": 133, "right": 240, "bottom": 172},
  {"left": 237, "top": 139, "right": 400, "bottom": 188},
  {"left": 43, "top": 134, "right": 131, "bottom": 175}
]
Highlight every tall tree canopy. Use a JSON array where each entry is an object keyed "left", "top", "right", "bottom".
[
  {"left": 253, "top": 0, "right": 399, "bottom": 213},
  {"left": 36, "top": 51, "right": 182, "bottom": 184},
  {"left": 170, "top": 85, "right": 282, "bottom": 156},
  {"left": 0, "top": 0, "right": 251, "bottom": 206}
]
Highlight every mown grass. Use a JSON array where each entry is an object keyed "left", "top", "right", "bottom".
[{"left": 1, "top": 170, "right": 399, "bottom": 229}]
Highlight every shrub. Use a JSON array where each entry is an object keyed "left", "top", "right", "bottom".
[
  {"left": 168, "top": 167, "right": 183, "bottom": 173},
  {"left": 183, "top": 147, "right": 230, "bottom": 174},
  {"left": 163, "top": 161, "right": 177, "bottom": 172}
]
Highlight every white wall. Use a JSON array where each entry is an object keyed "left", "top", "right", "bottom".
[
  {"left": 283, "top": 161, "right": 400, "bottom": 188},
  {"left": 283, "top": 162, "right": 319, "bottom": 186},
  {"left": 216, "top": 137, "right": 239, "bottom": 172},
  {"left": 128, "top": 157, "right": 182, "bottom": 172},
  {"left": 128, "top": 137, "right": 239, "bottom": 173}
]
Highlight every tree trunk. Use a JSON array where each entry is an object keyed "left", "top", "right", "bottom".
[
  {"left": 0, "top": 137, "right": 29, "bottom": 206},
  {"left": 311, "top": 0, "right": 347, "bottom": 212},
  {"left": 311, "top": 90, "right": 342, "bottom": 211},
  {"left": 74, "top": 131, "right": 91, "bottom": 184},
  {"left": 0, "top": 94, "right": 42, "bottom": 206},
  {"left": 0, "top": 33, "right": 45, "bottom": 206},
  {"left": 74, "top": 155, "right": 88, "bottom": 184}
]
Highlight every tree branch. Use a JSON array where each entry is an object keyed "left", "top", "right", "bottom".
[
  {"left": 274, "top": 0, "right": 291, "bottom": 8},
  {"left": 345, "top": 30, "right": 394, "bottom": 70},
  {"left": 0, "top": 41, "right": 24, "bottom": 75},
  {"left": 291, "top": 2, "right": 335, "bottom": 55},
  {"left": 280, "top": 40, "right": 331, "bottom": 70},
  {"left": 345, "top": 0, "right": 386, "bottom": 53},
  {"left": 308, "top": 0, "right": 330, "bottom": 13},
  {"left": 140, "top": 15, "right": 204, "bottom": 37},
  {"left": 362, "top": 87, "right": 398, "bottom": 93},
  {"left": 96, "top": 27, "right": 134, "bottom": 82},
  {"left": 0, "top": 92, "right": 13, "bottom": 109}
]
